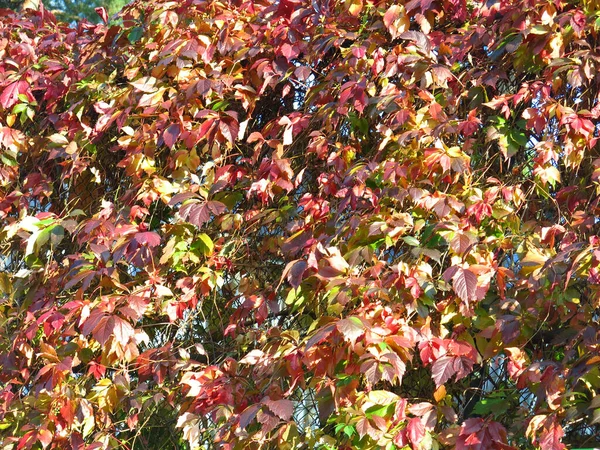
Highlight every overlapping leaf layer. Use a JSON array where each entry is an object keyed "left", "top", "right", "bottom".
[{"left": 1, "top": 0, "right": 600, "bottom": 448}]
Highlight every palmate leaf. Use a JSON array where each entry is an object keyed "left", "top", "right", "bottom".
[
  {"left": 178, "top": 200, "right": 227, "bottom": 227},
  {"left": 431, "top": 355, "right": 474, "bottom": 388}
]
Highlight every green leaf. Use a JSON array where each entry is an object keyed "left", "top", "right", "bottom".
[
  {"left": 402, "top": 236, "right": 420, "bottom": 246},
  {"left": 342, "top": 425, "right": 355, "bottom": 438},
  {"left": 365, "top": 403, "right": 394, "bottom": 418},
  {"left": 472, "top": 397, "right": 510, "bottom": 416},
  {"left": 12, "top": 103, "right": 27, "bottom": 114},
  {"left": 193, "top": 233, "right": 214, "bottom": 256},
  {"left": 127, "top": 26, "right": 144, "bottom": 43}
]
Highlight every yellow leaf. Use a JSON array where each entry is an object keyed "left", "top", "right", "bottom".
[
  {"left": 347, "top": 0, "right": 363, "bottom": 17},
  {"left": 434, "top": 385, "right": 446, "bottom": 403},
  {"left": 520, "top": 248, "right": 548, "bottom": 275},
  {"left": 548, "top": 34, "right": 563, "bottom": 59}
]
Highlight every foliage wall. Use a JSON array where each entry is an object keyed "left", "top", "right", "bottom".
[{"left": 1, "top": 0, "right": 600, "bottom": 448}]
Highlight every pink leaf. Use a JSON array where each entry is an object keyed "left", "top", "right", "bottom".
[
  {"left": 305, "top": 323, "right": 336, "bottom": 350},
  {"left": 169, "top": 192, "right": 196, "bottom": 206},
  {"left": 283, "top": 259, "right": 307, "bottom": 288},
  {"left": 264, "top": 398, "right": 294, "bottom": 421},
  {"left": 336, "top": 317, "right": 365, "bottom": 344},
  {"left": 431, "top": 355, "right": 456, "bottom": 387},
  {"left": 179, "top": 201, "right": 226, "bottom": 227},
  {"left": 239, "top": 404, "right": 260, "bottom": 429},
  {"left": 294, "top": 66, "right": 311, "bottom": 81},
  {"left": 112, "top": 316, "right": 135, "bottom": 345},
  {"left": 452, "top": 356, "right": 475, "bottom": 381},
  {"left": 0, "top": 81, "right": 33, "bottom": 109},
  {"left": 92, "top": 315, "right": 113, "bottom": 345},
  {"left": 406, "top": 417, "right": 425, "bottom": 445},
  {"left": 130, "top": 76, "right": 158, "bottom": 93},
  {"left": 356, "top": 417, "right": 370, "bottom": 438},
  {"left": 452, "top": 267, "right": 478, "bottom": 303},
  {"left": 135, "top": 231, "right": 161, "bottom": 247},
  {"left": 207, "top": 200, "right": 227, "bottom": 215}
]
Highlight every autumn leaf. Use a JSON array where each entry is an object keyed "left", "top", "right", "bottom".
[
  {"left": 539, "top": 420, "right": 566, "bottom": 450},
  {"left": 336, "top": 316, "right": 365, "bottom": 344},
  {"left": 450, "top": 267, "right": 478, "bottom": 304},
  {"left": 0, "top": 81, "right": 33, "bottom": 109},
  {"left": 383, "top": 5, "right": 409, "bottom": 40},
  {"left": 130, "top": 76, "right": 158, "bottom": 93},
  {"left": 239, "top": 404, "right": 260, "bottom": 429},
  {"left": 263, "top": 398, "right": 294, "bottom": 421},
  {"left": 135, "top": 231, "right": 161, "bottom": 247},
  {"left": 431, "top": 355, "right": 474, "bottom": 387},
  {"left": 281, "top": 259, "right": 307, "bottom": 288},
  {"left": 179, "top": 200, "right": 227, "bottom": 227},
  {"left": 431, "top": 356, "right": 456, "bottom": 387},
  {"left": 1, "top": 0, "right": 599, "bottom": 448},
  {"left": 163, "top": 123, "right": 181, "bottom": 149}
]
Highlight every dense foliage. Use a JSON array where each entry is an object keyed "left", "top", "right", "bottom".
[
  {"left": 0, "top": 0, "right": 127, "bottom": 23},
  {"left": 1, "top": 0, "right": 600, "bottom": 448}
]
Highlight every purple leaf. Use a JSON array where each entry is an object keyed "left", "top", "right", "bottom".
[
  {"left": 431, "top": 355, "right": 456, "bottom": 387},
  {"left": 163, "top": 123, "right": 181, "bottom": 149}
]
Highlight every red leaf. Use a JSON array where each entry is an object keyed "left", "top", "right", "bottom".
[
  {"left": 452, "top": 356, "right": 475, "bottom": 381},
  {"left": 283, "top": 259, "right": 307, "bottom": 288},
  {"left": 264, "top": 398, "right": 294, "bottom": 420},
  {"left": 294, "top": 66, "right": 311, "bottom": 81},
  {"left": 95, "top": 6, "right": 108, "bottom": 23},
  {"left": 88, "top": 362, "right": 106, "bottom": 380},
  {"left": 169, "top": 192, "right": 196, "bottom": 206},
  {"left": 383, "top": 5, "right": 408, "bottom": 40},
  {"left": 207, "top": 200, "right": 227, "bottom": 215},
  {"left": 305, "top": 323, "right": 336, "bottom": 350},
  {"left": 219, "top": 119, "right": 238, "bottom": 145},
  {"left": 130, "top": 76, "right": 158, "bottom": 93},
  {"left": 112, "top": 316, "right": 135, "bottom": 345},
  {"left": 37, "top": 429, "right": 53, "bottom": 448},
  {"left": 1, "top": 81, "right": 32, "bottom": 109},
  {"left": 452, "top": 267, "right": 478, "bottom": 303},
  {"left": 179, "top": 201, "right": 226, "bottom": 227},
  {"left": 356, "top": 417, "right": 370, "bottom": 438},
  {"left": 399, "top": 31, "right": 431, "bottom": 55},
  {"left": 383, "top": 5, "right": 400, "bottom": 29},
  {"left": 450, "top": 232, "right": 476, "bottom": 255},
  {"left": 92, "top": 315, "right": 114, "bottom": 345},
  {"left": 540, "top": 421, "right": 566, "bottom": 450},
  {"left": 239, "top": 404, "right": 260, "bottom": 429},
  {"left": 360, "top": 359, "right": 380, "bottom": 386},
  {"left": 135, "top": 231, "right": 161, "bottom": 247},
  {"left": 276, "top": 0, "right": 297, "bottom": 19}
]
